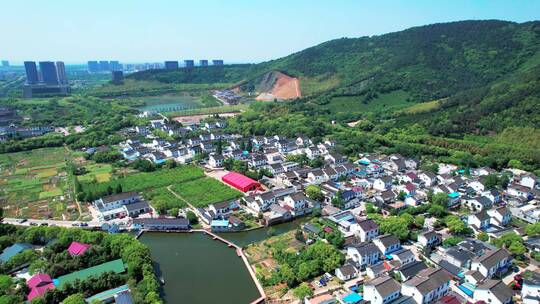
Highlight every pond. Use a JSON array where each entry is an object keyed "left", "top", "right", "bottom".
[
  {"left": 139, "top": 232, "right": 260, "bottom": 304},
  {"left": 139, "top": 219, "right": 305, "bottom": 303}
]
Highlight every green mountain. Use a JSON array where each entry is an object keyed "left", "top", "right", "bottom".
[{"left": 129, "top": 20, "right": 540, "bottom": 136}]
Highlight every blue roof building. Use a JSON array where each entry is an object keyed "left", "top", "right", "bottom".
[{"left": 0, "top": 243, "right": 32, "bottom": 263}]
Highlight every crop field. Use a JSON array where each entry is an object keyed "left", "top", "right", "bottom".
[
  {"left": 170, "top": 177, "right": 243, "bottom": 207},
  {"left": 80, "top": 165, "right": 205, "bottom": 194},
  {"left": 76, "top": 163, "right": 113, "bottom": 183},
  {"left": 80, "top": 165, "right": 240, "bottom": 210},
  {"left": 0, "top": 147, "right": 77, "bottom": 219}
]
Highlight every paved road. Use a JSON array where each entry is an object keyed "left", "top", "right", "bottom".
[{"left": 0, "top": 217, "right": 125, "bottom": 228}]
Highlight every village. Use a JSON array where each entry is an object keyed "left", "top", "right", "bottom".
[{"left": 57, "top": 113, "right": 540, "bottom": 304}]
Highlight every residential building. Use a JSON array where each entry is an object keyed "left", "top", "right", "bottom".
[
  {"left": 401, "top": 268, "right": 451, "bottom": 304},
  {"left": 356, "top": 219, "right": 379, "bottom": 242},
  {"left": 522, "top": 271, "right": 540, "bottom": 304},
  {"left": 470, "top": 248, "right": 512, "bottom": 279},
  {"left": 364, "top": 276, "right": 401, "bottom": 304},
  {"left": 24, "top": 61, "right": 39, "bottom": 84},
  {"left": 473, "top": 279, "right": 513, "bottom": 304},
  {"left": 373, "top": 234, "right": 401, "bottom": 255},
  {"left": 347, "top": 243, "right": 381, "bottom": 268},
  {"left": 56, "top": 61, "right": 67, "bottom": 84},
  {"left": 335, "top": 264, "right": 358, "bottom": 281},
  {"left": 417, "top": 230, "right": 442, "bottom": 250},
  {"left": 164, "top": 61, "right": 179, "bottom": 69}
]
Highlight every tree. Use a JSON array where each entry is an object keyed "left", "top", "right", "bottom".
[
  {"left": 365, "top": 203, "right": 377, "bottom": 214},
  {"left": 483, "top": 174, "right": 500, "bottom": 190},
  {"left": 444, "top": 215, "right": 469, "bottom": 235},
  {"left": 525, "top": 223, "right": 540, "bottom": 237},
  {"left": 309, "top": 156, "right": 325, "bottom": 168},
  {"left": 492, "top": 232, "right": 523, "bottom": 249},
  {"left": 397, "top": 191, "right": 406, "bottom": 200},
  {"left": 186, "top": 211, "right": 198, "bottom": 225},
  {"left": 508, "top": 241, "right": 526, "bottom": 256},
  {"left": 305, "top": 185, "right": 324, "bottom": 202},
  {"left": 114, "top": 184, "right": 123, "bottom": 194},
  {"left": 293, "top": 283, "right": 313, "bottom": 300},
  {"left": 414, "top": 215, "right": 425, "bottom": 228},
  {"left": 432, "top": 193, "right": 449, "bottom": 207},
  {"left": 62, "top": 294, "right": 86, "bottom": 304},
  {"left": 164, "top": 159, "right": 177, "bottom": 169},
  {"left": 216, "top": 139, "right": 223, "bottom": 155},
  {"left": 477, "top": 232, "right": 489, "bottom": 242},
  {"left": 443, "top": 236, "right": 463, "bottom": 247},
  {"left": 428, "top": 204, "right": 446, "bottom": 217}
]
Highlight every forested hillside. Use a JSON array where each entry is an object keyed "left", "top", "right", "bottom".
[{"left": 129, "top": 20, "right": 540, "bottom": 170}]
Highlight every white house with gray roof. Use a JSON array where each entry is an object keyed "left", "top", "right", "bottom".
[
  {"left": 401, "top": 268, "right": 451, "bottom": 304},
  {"left": 364, "top": 276, "right": 401, "bottom": 304},
  {"left": 473, "top": 279, "right": 513, "bottom": 304}
]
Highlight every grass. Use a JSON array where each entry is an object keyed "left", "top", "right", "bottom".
[
  {"left": 170, "top": 177, "right": 243, "bottom": 207},
  {"left": 327, "top": 90, "right": 412, "bottom": 114}
]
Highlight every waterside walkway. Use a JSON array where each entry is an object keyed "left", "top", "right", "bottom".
[{"left": 136, "top": 228, "right": 266, "bottom": 304}]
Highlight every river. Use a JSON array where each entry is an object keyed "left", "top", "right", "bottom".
[{"left": 139, "top": 219, "right": 305, "bottom": 303}]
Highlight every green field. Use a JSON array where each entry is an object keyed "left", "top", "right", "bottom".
[
  {"left": 136, "top": 94, "right": 221, "bottom": 112},
  {"left": 143, "top": 186, "right": 187, "bottom": 210},
  {"left": 170, "top": 177, "right": 243, "bottom": 207},
  {"left": 81, "top": 165, "right": 242, "bottom": 210},
  {"left": 77, "top": 163, "right": 113, "bottom": 183},
  {"left": 0, "top": 147, "right": 77, "bottom": 219},
  {"left": 80, "top": 165, "right": 205, "bottom": 194}
]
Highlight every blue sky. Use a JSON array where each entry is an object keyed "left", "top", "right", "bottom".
[{"left": 2, "top": 0, "right": 539, "bottom": 64}]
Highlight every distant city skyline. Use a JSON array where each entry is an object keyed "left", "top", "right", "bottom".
[{"left": 2, "top": 0, "right": 539, "bottom": 63}]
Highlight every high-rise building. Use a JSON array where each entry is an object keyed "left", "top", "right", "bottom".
[
  {"left": 110, "top": 61, "right": 121, "bottom": 71},
  {"left": 184, "top": 60, "right": 194, "bottom": 68},
  {"left": 99, "top": 61, "right": 110, "bottom": 71},
  {"left": 1, "top": 60, "right": 9, "bottom": 67},
  {"left": 164, "top": 61, "right": 179, "bottom": 69},
  {"left": 39, "top": 61, "right": 59, "bottom": 84},
  {"left": 199, "top": 60, "right": 208, "bottom": 67},
  {"left": 212, "top": 60, "right": 224, "bottom": 66},
  {"left": 112, "top": 71, "right": 124, "bottom": 85},
  {"left": 56, "top": 61, "right": 67, "bottom": 84},
  {"left": 24, "top": 61, "right": 39, "bottom": 84},
  {"left": 88, "top": 61, "right": 100, "bottom": 72}
]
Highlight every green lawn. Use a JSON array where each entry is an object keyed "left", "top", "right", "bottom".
[{"left": 171, "top": 177, "right": 243, "bottom": 207}]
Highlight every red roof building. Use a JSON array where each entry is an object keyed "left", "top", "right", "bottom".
[
  {"left": 221, "top": 172, "right": 261, "bottom": 192},
  {"left": 67, "top": 241, "right": 91, "bottom": 256},
  {"left": 27, "top": 273, "right": 55, "bottom": 301}
]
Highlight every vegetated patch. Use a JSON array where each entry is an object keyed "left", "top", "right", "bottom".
[
  {"left": 80, "top": 165, "right": 205, "bottom": 194},
  {"left": 76, "top": 163, "right": 113, "bottom": 183},
  {"left": 143, "top": 186, "right": 186, "bottom": 210},
  {"left": 0, "top": 147, "right": 74, "bottom": 219},
  {"left": 328, "top": 90, "right": 411, "bottom": 114},
  {"left": 170, "top": 177, "right": 243, "bottom": 207},
  {"left": 399, "top": 98, "right": 443, "bottom": 114}
]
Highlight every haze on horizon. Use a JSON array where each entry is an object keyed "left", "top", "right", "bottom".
[{"left": 2, "top": 0, "right": 539, "bottom": 64}]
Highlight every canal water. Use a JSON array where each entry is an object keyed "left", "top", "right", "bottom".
[
  {"left": 217, "top": 218, "right": 306, "bottom": 247},
  {"left": 139, "top": 219, "right": 305, "bottom": 303}
]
